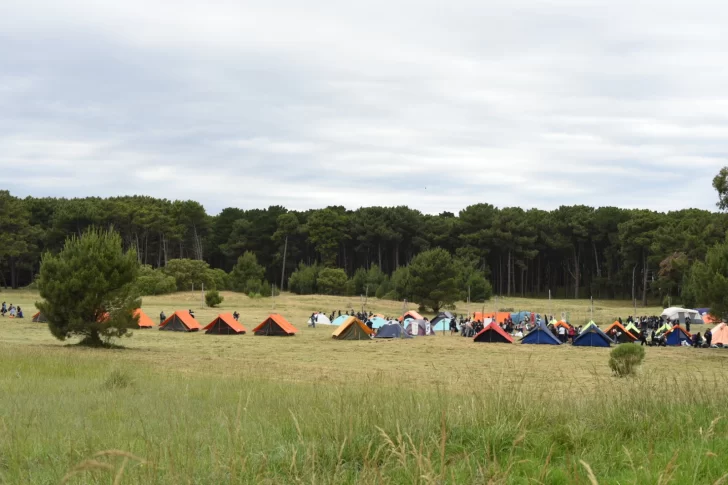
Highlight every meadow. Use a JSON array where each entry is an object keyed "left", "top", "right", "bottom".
[{"left": 2, "top": 290, "right": 728, "bottom": 484}]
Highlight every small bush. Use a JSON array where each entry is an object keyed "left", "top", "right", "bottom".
[
  {"left": 103, "top": 369, "right": 134, "bottom": 390},
  {"left": 205, "top": 290, "right": 224, "bottom": 308},
  {"left": 609, "top": 344, "right": 646, "bottom": 377}
]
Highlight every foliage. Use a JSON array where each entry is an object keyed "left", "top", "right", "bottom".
[
  {"left": 36, "top": 228, "right": 140, "bottom": 347},
  {"left": 686, "top": 239, "right": 728, "bottom": 321},
  {"left": 206, "top": 268, "right": 230, "bottom": 291},
  {"left": 316, "top": 268, "right": 348, "bottom": 295},
  {"left": 608, "top": 344, "right": 646, "bottom": 377},
  {"left": 136, "top": 265, "right": 177, "bottom": 296},
  {"left": 163, "top": 259, "right": 212, "bottom": 291},
  {"left": 409, "top": 248, "right": 460, "bottom": 312},
  {"left": 389, "top": 267, "right": 413, "bottom": 301},
  {"left": 229, "top": 251, "right": 265, "bottom": 294},
  {"left": 288, "top": 263, "right": 319, "bottom": 295},
  {"left": 205, "top": 290, "right": 224, "bottom": 307}
]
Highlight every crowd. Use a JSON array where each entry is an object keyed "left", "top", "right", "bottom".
[{"left": 1, "top": 302, "right": 24, "bottom": 319}]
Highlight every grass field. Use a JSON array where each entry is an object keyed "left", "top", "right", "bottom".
[{"left": 2, "top": 290, "right": 728, "bottom": 484}]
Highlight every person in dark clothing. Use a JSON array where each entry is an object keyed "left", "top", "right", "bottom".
[
  {"left": 233, "top": 311, "right": 240, "bottom": 321},
  {"left": 705, "top": 329, "right": 712, "bottom": 347},
  {"left": 188, "top": 309, "right": 195, "bottom": 319},
  {"left": 160, "top": 311, "right": 166, "bottom": 324},
  {"left": 309, "top": 313, "right": 316, "bottom": 328},
  {"left": 685, "top": 317, "right": 691, "bottom": 333},
  {"left": 692, "top": 331, "right": 701, "bottom": 348},
  {"left": 1, "top": 302, "right": 6, "bottom": 316},
  {"left": 338, "top": 310, "right": 342, "bottom": 317},
  {"left": 639, "top": 330, "right": 647, "bottom": 346},
  {"left": 618, "top": 317, "right": 623, "bottom": 325},
  {"left": 16, "top": 306, "right": 24, "bottom": 318}
]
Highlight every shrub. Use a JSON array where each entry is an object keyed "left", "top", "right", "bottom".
[
  {"left": 609, "top": 344, "right": 645, "bottom": 377},
  {"left": 205, "top": 290, "right": 224, "bottom": 308},
  {"left": 288, "top": 263, "right": 318, "bottom": 295},
  {"left": 317, "top": 268, "right": 348, "bottom": 295},
  {"left": 136, "top": 265, "right": 177, "bottom": 296},
  {"left": 163, "top": 259, "right": 212, "bottom": 291},
  {"left": 229, "top": 252, "right": 265, "bottom": 293}
]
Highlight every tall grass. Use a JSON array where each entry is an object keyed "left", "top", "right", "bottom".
[{"left": 2, "top": 346, "right": 728, "bottom": 484}]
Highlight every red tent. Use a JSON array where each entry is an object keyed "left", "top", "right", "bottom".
[
  {"left": 159, "top": 311, "right": 201, "bottom": 332},
  {"left": 253, "top": 314, "right": 298, "bottom": 336},
  {"left": 473, "top": 322, "right": 514, "bottom": 343},
  {"left": 204, "top": 313, "right": 246, "bottom": 335},
  {"left": 134, "top": 309, "right": 154, "bottom": 329}
]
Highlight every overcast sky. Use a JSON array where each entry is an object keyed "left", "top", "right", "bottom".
[{"left": 2, "top": 0, "right": 727, "bottom": 215}]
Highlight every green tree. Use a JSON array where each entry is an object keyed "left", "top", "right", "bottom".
[
  {"left": 713, "top": 167, "right": 728, "bottom": 210},
  {"left": 163, "top": 258, "right": 212, "bottom": 291},
  {"left": 288, "top": 262, "right": 319, "bottom": 295},
  {"left": 135, "top": 265, "right": 177, "bottom": 295},
  {"left": 409, "top": 248, "right": 459, "bottom": 312},
  {"left": 229, "top": 251, "right": 265, "bottom": 293},
  {"left": 272, "top": 213, "right": 300, "bottom": 290},
  {"left": 0, "top": 191, "right": 34, "bottom": 288},
  {"left": 316, "top": 268, "right": 348, "bottom": 295},
  {"left": 687, "top": 239, "right": 728, "bottom": 321},
  {"left": 306, "top": 207, "right": 349, "bottom": 266},
  {"left": 36, "top": 228, "right": 140, "bottom": 347}
]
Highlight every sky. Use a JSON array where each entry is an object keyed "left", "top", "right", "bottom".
[{"left": 2, "top": 0, "right": 728, "bottom": 215}]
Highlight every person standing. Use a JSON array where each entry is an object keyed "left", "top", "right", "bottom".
[
  {"left": 558, "top": 324, "right": 567, "bottom": 343},
  {"left": 159, "top": 311, "right": 166, "bottom": 325},
  {"left": 705, "top": 329, "right": 713, "bottom": 348},
  {"left": 685, "top": 316, "right": 691, "bottom": 333}
]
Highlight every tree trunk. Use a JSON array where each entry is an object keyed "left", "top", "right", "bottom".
[
  {"left": 378, "top": 242, "right": 382, "bottom": 270},
  {"left": 593, "top": 242, "right": 601, "bottom": 278},
  {"left": 573, "top": 247, "right": 580, "bottom": 299},
  {"left": 395, "top": 243, "right": 400, "bottom": 269},
  {"left": 642, "top": 253, "right": 649, "bottom": 307},
  {"left": 9, "top": 257, "right": 17, "bottom": 289},
  {"left": 280, "top": 235, "right": 288, "bottom": 290},
  {"left": 507, "top": 250, "right": 512, "bottom": 297}
]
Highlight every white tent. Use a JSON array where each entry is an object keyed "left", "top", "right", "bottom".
[
  {"left": 661, "top": 307, "right": 703, "bottom": 324},
  {"left": 307, "top": 313, "right": 332, "bottom": 325}
]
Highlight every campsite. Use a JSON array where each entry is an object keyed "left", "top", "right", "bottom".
[{"left": 4, "top": 289, "right": 728, "bottom": 484}]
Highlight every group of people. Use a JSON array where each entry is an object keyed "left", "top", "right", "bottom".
[{"left": 1, "top": 302, "right": 24, "bottom": 319}]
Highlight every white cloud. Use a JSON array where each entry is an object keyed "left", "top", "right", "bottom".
[{"left": 1, "top": 0, "right": 727, "bottom": 214}]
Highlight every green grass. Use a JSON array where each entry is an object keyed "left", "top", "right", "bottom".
[{"left": 1, "top": 290, "right": 727, "bottom": 484}]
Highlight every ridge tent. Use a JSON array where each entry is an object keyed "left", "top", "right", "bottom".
[
  {"left": 331, "top": 315, "right": 348, "bottom": 326},
  {"left": 554, "top": 320, "right": 572, "bottom": 330},
  {"left": 573, "top": 325, "right": 612, "bottom": 347},
  {"left": 369, "top": 316, "right": 388, "bottom": 329},
  {"left": 332, "top": 317, "right": 374, "bottom": 340},
  {"left": 254, "top": 314, "right": 298, "bottom": 336},
  {"left": 204, "top": 313, "right": 246, "bottom": 335},
  {"left": 32, "top": 312, "right": 47, "bottom": 323},
  {"left": 407, "top": 319, "right": 435, "bottom": 336},
  {"left": 473, "top": 322, "right": 513, "bottom": 343},
  {"left": 399, "top": 310, "right": 424, "bottom": 322},
  {"left": 160, "top": 311, "right": 201, "bottom": 332},
  {"left": 374, "top": 322, "right": 412, "bottom": 339},
  {"left": 307, "top": 313, "right": 331, "bottom": 326},
  {"left": 657, "top": 323, "right": 672, "bottom": 334},
  {"left": 711, "top": 323, "right": 728, "bottom": 346},
  {"left": 431, "top": 312, "right": 454, "bottom": 327},
  {"left": 603, "top": 321, "right": 637, "bottom": 343},
  {"left": 521, "top": 321, "right": 561, "bottom": 345},
  {"left": 661, "top": 307, "right": 703, "bottom": 324},
  {"left": 624, "top": 322, "right": 640, "bottom": 335},
  {"left": 664, "top": 326, "right": 692, "bottom": 346},
  {"left": 703, "top": 313, "right": 721, "bottom": 325},
  {"left": 134, "top": 309, "right": 154, "bottom": 329}
]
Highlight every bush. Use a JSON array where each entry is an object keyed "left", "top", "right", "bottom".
[
  {"left": 163, "top": 259, "right": 213, "bottom": 291},
  {"left": 317, "top": 268, "right": 348, "bottom": 295},
  {"left": 136, "top": 265, "right": 177, "bottom": 296},
  {"left": 229, "top": 252, "right": 265, "bottom": 293},
  {"left": 608, "top": 344, "right": 645, "bottom": 377},
  {"left": 205, "top": 290, "right": 224, "bottom": 308},
  {"left": 206, "top": 268, "right": 230, "bottom": 291},
  {"left": 288, "top": 263, "right": 318, "bottom": 295}
]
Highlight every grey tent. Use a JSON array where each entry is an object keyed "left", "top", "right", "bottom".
[
  {"left": 374, "top": 323, "right": 412, "bottom": 339},
  {"left": 407, "top": 319, "right": 435, "bottom": 336}
]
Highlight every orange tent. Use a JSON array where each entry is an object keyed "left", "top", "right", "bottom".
[
  {"left": 473, "top": 312, "right": 510, "bottom": 324},
  {"left": 160, "top": 311, "right": 201, "bottom": 332},
  {"left": 204, "top": 313, "right": 246, "bottom": 335},
  {"left": 711, "top": 323, "right": 728, "bottom": 346},
  {"left": 134, "top": 309, "right": 154, "bottom": 329},
  {"left": 703, "top": 313, "right": 721, "bottom": 325},
  {"left": 603, "top": 321, "right": 637, "bottom": 342},
  {"left": 553, "top": 320, "right": 572, "bottom": 329},
  {"left": 398, "top": 310, "right": 424, "bottom": 322},
  {"left": 253, "top": 314, "right": 298, "bottom": 336},
  {"left": 32, "top": 312, "right": 48, "bottom": 323}
]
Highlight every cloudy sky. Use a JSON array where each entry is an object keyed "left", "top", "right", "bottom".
[{"left": 2, "top": 0, "right": 727, "bottom": 215}]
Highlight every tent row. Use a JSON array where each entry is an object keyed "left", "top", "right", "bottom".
[{"left": 158, "top": 311, "right": 298, "bottom": 336}]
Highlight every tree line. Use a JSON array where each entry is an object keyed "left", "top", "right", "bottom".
[{"left": 2, "top": 189, "right": 726, "bottom": 306}]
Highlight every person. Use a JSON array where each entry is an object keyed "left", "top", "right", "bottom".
[
  {"left": 9, "top": 305, "right": 16, "bottom": 318},
  {"left": 705, "top": 328, "right": 713, "bottom": 348},
  {"left": 16, "top": 307, "right": 24, "bottom": 318},
  {"left": 233, "top": 311, "right": 240, "bottom": 321},
  {"left": 449, "top": 318, "right": 458, "bottom": 335},
  {"left": 338, "top": 310, "right": 341, "bottom": 317},
  {"left": 309, "top": 313, "right": 316, "bottom": 328},
  {"left": 557, "top": 324, "right": 567, "bottom": 343},
  {"left": 188, "top": 309, "right": 195, "bottom": 319},
  {"left": 685, "top": 316, "right": 691, "bottom": 333},
  {"left": 692, "top": 331, "right": 701, "bottom": 348},
  {"left": 639, "top": 329, "right": 647, "bottom": 346},
  {"left": 159, "top": 311, "right": 166, "bottom": 324},
  {"left": 618, "top": 317, "right": 623, "bottom": 325},
  {"left": 568, "top": 325, "right": 575, "bottom": 343},
  {"left": 1, "top": 302, "right": 6, "bottom": 316}
]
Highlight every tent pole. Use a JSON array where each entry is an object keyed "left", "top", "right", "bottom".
[{"left": 201, "top": 283, "right": 204, "bottom": 309}]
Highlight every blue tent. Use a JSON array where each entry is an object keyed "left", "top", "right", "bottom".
[
  {"left": 374, "top": 323, "right": 412, "bottom": 339},
  {"left": 511, "top": 311, "right": 532, "bottom": 324},
  {"left": 665, "top": 326, "right": 692, "bottom": 346},
  {"left": 521, "top": 321, "right": 561, "bottom": 345},
  {"left": 431, "top": 312, "right": 454, "bottom": 331},
  {"left": 573, "top": 326, "right": 613, "bottom": 347},
  {"left": 369, "top": 317, "right": 389, "bottom": 329},
  {"left": 331, "top": 315, "right": 348, "bottom": 326}
]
